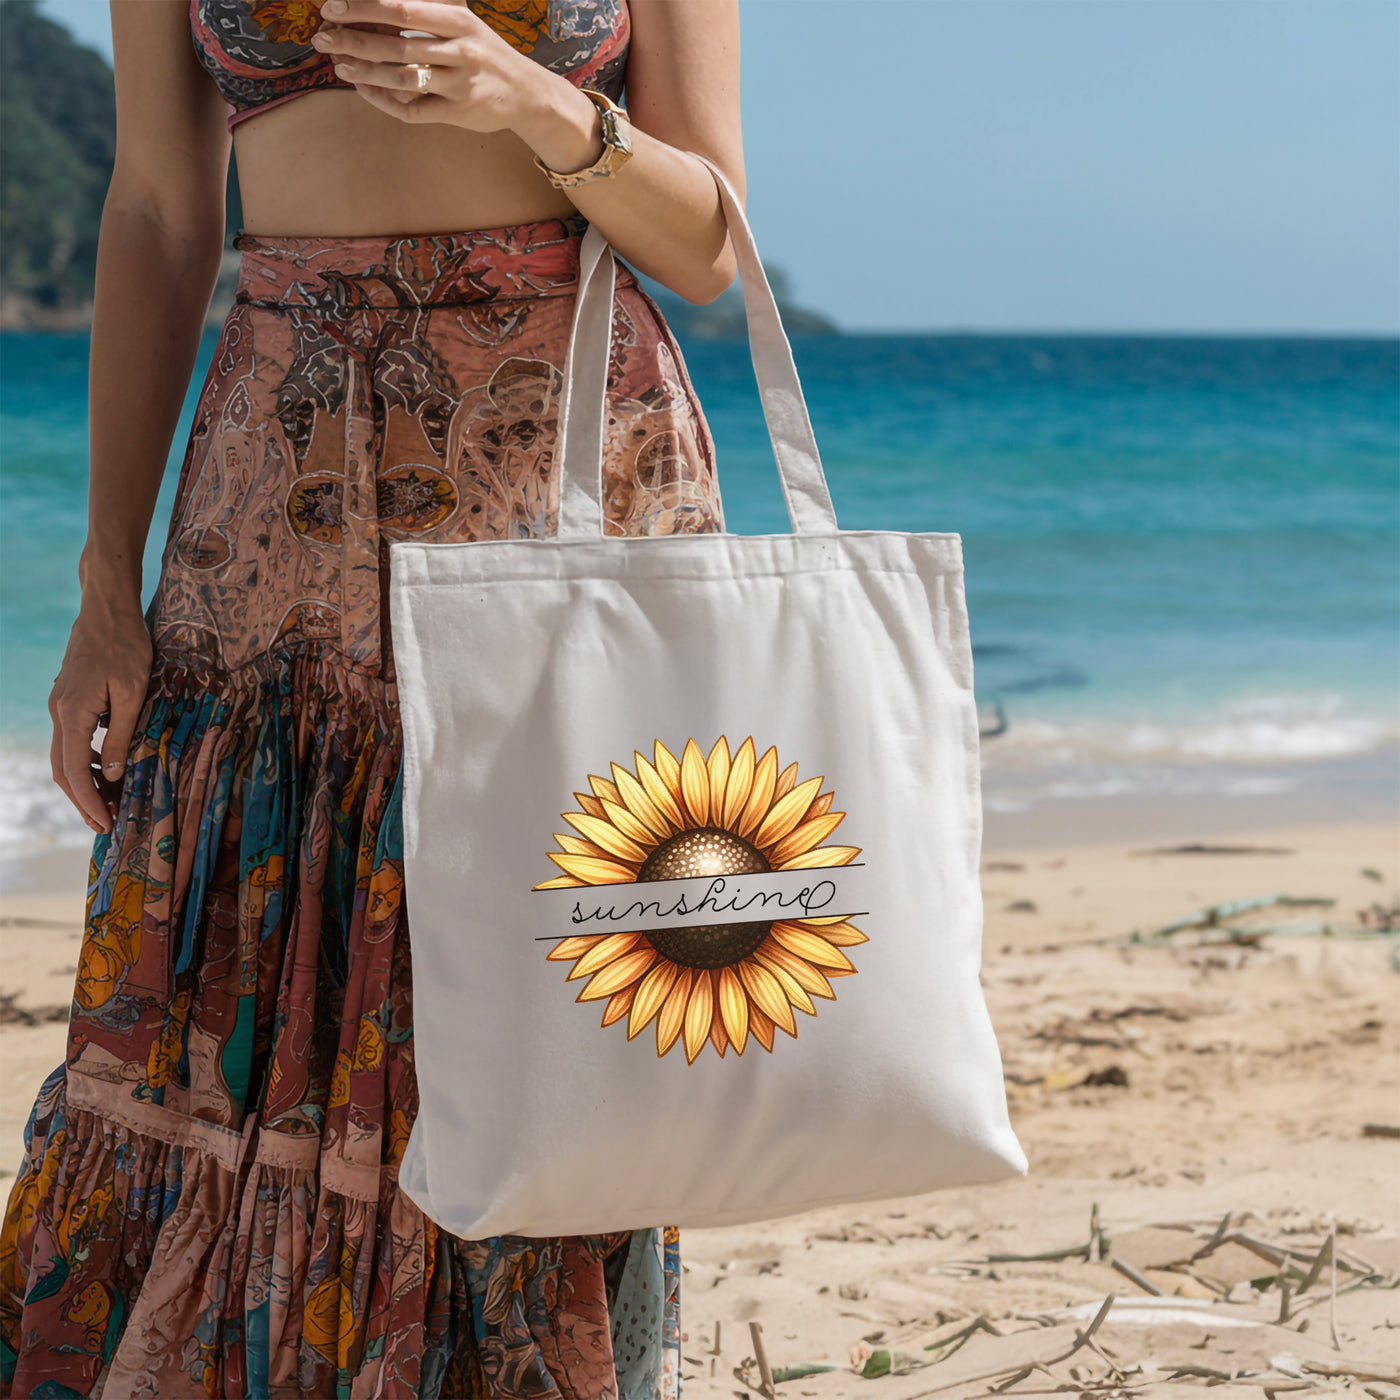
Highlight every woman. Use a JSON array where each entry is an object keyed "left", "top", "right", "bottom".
[{"left": 0, "top": 0, "right": 740, "bottom": 1393}]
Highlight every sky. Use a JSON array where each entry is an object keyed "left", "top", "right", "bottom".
[{"left": 40, "top": 0, "right": 1400, "bottom": 335}]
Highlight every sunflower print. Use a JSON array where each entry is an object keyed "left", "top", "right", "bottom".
[{"left": 535, "top": 735, "right": 868, "bottom": 1062}]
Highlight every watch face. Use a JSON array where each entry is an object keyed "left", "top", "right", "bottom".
[{"left": 601, "top": 109, "right": 633, "bottom": 158}]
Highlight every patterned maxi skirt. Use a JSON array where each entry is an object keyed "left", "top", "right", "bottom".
[{"left": 0, "top": 212, "right": 727, "bottom": 1398}]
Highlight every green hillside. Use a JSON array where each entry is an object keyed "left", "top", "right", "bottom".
[
  {"left": 0, "top": 0, "right": 116, "bottom": 313},
  {"left": 0, "top": 1, "right": 243, "bottom": 325}
]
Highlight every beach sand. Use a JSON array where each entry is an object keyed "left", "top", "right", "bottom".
[{"left": 1, "top": 815, "right": 1396, "bottom": 1395}]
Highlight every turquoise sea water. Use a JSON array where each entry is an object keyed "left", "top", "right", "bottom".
[{"left": 2, "top": 329, "right": 1396, "bottom": 860}]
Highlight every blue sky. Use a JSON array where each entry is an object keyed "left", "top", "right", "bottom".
[{"left": 41, "top": 0, "right": 1399, "bottom": 334}]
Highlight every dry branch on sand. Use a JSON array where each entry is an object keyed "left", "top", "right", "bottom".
[{"left": 723, "top": 1209, "right": 1398, "bottom": 1398}]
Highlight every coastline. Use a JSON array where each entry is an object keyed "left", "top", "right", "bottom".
[
  {"left": 4, "top": 741, "right": 1395, "bottom": 893},
  {"left": 981, "top": 743, "right": 1399, "bottom": 850}
]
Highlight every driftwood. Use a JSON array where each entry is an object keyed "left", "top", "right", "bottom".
[
  {"left": 1110, "top": 1254, "right": 1165, "bottom": 1296},
  {"left": 716, "top": 1207, "right": 1398, "bottom": 1398},
  {"left": 0, "top": 989, "right": 69, "bottom": 1027},
  {"left": 747, "top": 1320, "right": 776, "bottom": 1399},
  {"left": 1124, "top": 893, "right": 1397, "bottom": 948},
  {"left": 1134, "top": 843, "right": 1296, "bottom": 857},
  {"left": 903, "top": 1294, "right": 1117, "bottom": 1398}
]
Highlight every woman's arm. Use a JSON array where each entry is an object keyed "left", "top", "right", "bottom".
[
  {"left": 310, "top": 0, "right": 744, "bottom": 304},
  {"left": 49, "top": 0, "right": 230, "bottom": 832},
  {"left": 514, "top": 0, "right": 744, "bottom": 303}
]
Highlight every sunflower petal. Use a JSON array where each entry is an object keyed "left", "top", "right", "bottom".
[
  {"left": 547, "top": 852, "right": 638, "bottom": 884},
  {"left": 721, "top": 736, "right": 756, "bottom": 830},
  {"left": 634, "top": 751, "right": 685, "bottom": 829},
  {"left": 587, "top": 773, "right": 623, "bottom": 807},
  {"left": 737, "top": 959, "right": 797, "bottom": 1036},
  {"left": 810, "top": 920, "right": 869, "bottom": 947},
  {"left": 653, "top": 739, "right": 682, "bottom": 796},
  {"left": 716, "top": 966, "right": 748, "bottom": 1052},
  {"left": 682, "top": 970, "right": 714, "bottom": 1064},
  {"left": 773, "top": 758, "right": 800, "bottom": 803},
  {"left": 710, "top": 1010, "right": 729, "bottom": 1058},
  {"left": 706, "top": 736, "right": 731, "bottom": 824},
  {"left": 735, "top": 745, "right": 778, "bottom": 839},
  {"left": 611, "top": 762, "right": 672, "bottom": 838},
  {"left": 544, "top": 934, "right": 605, "bottom": 963},
  {"left": 748, "top": 1008, "right": 777, "bottom": 1052},
  {"left": 576, "top": 947, "right": 657, "bottom": 1001},
  {"left": 756, "top": 943, "right": 837, "bottom": 1000},
  {"left": 567, "top": 930, "right": 650, "bottom": 981},
  {"left": 531, "top": 874, "right": 585, "bottom": 890},
  {"left": 600, "top": 982, "right": 636, "bottom": 1028},
  {"left": 774, "top": 844, "right": 862, "bottom": 870},
  {"left": 598, "top": 798, "right": 656, "bottom": 849},
  {"left": 769, "top": 812, "right": 847, "bottom": 867},
  {"left": 805, "top": 789, "right": 835, "bottom": 821},
  {"left": 760, "top": 956, "right": 818, "bottom": 1016},
  {"left": 752, "top": 775, "right": 824, "bottom": 850},
  {"left": 680, "top": 738, "right": 710, "bottom": 826},
  {"left": 575, "top": 791, "right": 608, "bottom": 820},
  {"left": 769, "top": 922, "right": 858, "bottom": 971},
  {"left": 552, "top": 832, "right": 612, "bottom": 860},
  {"left": 628, "top": 959, "right": 681, "bottom": 1038},
  {"left": 655, "top": 968, "right": 693, "bottom": 1056},
  {"left": 562, "top": 812, "right": 649, "bottom": 864}
]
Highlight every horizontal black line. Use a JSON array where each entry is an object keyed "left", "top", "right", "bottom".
[
  {"left": 233, "top": 294, "right": 582, "bottom": 311},
  {"left": 530, "top": 861, "right": 864, "bottom": 890},
  {"left": 533, "top": 913, "right": 870, "bottom": 941}
]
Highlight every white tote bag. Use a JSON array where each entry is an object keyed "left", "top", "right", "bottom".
[{"left": 388, "top": 155, "right": 1026, "bottom": 1239}]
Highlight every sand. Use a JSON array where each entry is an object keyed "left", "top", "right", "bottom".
[{"left": 1, "top": 819, "right": 1396, "bottom": 1396}]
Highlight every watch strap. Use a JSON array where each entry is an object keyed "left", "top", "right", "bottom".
[{"left": 533, "top": 90, "right": 633, "bottom": 190}]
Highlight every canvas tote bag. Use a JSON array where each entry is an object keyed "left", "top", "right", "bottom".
[{"left": 388, "top": 154, "right": 1026, "bottom": 1239}]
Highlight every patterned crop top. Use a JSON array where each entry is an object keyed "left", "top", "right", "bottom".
[{"left": 190, "top": 0, "right": 630, "bottom": 131}]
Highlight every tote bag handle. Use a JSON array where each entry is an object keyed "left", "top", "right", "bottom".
[{"left": 554, "top": 151, "right": 840, "bottom": 540}]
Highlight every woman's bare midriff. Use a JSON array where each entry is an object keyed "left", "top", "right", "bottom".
[{"left": 232, "top": 88, "right": 582, "bottom": 236}]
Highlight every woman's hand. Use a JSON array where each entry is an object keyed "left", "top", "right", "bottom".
[
  {"left": 309, "top": 0, "right": 744, "bottom": 306},
  {"left": 310, "top": 0, "right": 581, "bottom": 141},
  {"left": 49, "top": 598, "right": 153, "bottom": 835}
]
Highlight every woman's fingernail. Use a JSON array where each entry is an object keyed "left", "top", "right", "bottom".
[
  {"left": 324, "top": 0, "right": 347, "bottom": 13},
  {"left": 103, "top": 761, "right": 122, "bottom": 775}
]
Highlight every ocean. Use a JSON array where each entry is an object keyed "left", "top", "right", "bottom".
[{"left": 2, "top": 330, "right": 1396, "bottom": 870}]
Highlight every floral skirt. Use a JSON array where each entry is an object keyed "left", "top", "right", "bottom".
[{"left": 0, "top": 213, "right": 726, "bottom": 1398}]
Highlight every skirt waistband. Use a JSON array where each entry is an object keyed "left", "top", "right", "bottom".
[{"left": 232, "top": 212, "right": 599, "bottom": 309}]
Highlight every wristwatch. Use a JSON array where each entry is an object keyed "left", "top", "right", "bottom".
[{"left": 533, "top": 89, "right": 634, "bottom": 189}]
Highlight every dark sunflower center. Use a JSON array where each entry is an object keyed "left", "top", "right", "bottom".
[{"left": 637, "top": 827, "right": 772, "bottom": 970}]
